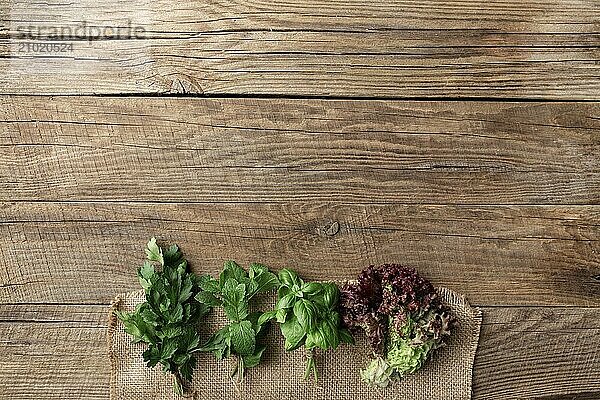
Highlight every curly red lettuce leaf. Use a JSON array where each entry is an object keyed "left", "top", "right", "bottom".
[{"left": 340, "top": 264, "right": 457, "bottom": 385}]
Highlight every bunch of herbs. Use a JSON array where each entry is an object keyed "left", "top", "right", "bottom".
[
  {"left": 115, "top": 238, "right": 211, "bottom": 394},
  {"left": 261, "top": 268, "right": 354, "bottom": 381}
]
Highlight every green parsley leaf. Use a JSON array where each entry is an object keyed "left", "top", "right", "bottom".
[{"left": 144, "top": 237, "right": 163, "bottom": 264}]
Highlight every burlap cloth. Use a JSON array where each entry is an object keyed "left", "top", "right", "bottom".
[{"left": 108, "top": 287, "right": 481, "bottom": 400}]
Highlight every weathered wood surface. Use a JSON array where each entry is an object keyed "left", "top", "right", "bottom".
[
  {"left": 1, "top": 303, "right": 598, "bottom": 400},
  {"left": 1, "top": 201, "right": 599, "bottom": 306},
  {"left": 1, "top": 0, "right": 599, "bottom": 398},
  {"left": 1, "top": 97, "right": 598, "bottom": 204},
  {"left": 1, "top": 0, "right": 599, "bottom": 97}
]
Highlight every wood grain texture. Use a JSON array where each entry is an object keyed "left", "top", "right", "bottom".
[
  {"left": 1, "top": 96, "right": 598, "bottom": 204},
  {"left": 1, "top": 0, "right": 599, "bottom": 97},
  {"left": 1, "top": 201, "right": 599, "bottom": 306},
  {"left": 1, "top": 304, "right": 598, "bottom": 400}
]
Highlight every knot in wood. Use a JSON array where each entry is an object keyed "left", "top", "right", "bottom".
[{"left": 324, "top": 221, "right": 340, "bottom": 236}]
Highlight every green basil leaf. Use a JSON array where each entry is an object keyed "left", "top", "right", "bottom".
[
  {"left": 301, "top": 282, "right": 322, "bottom": 296},
  {"left": 321, "top": 320, "right": 340, "bottom": 349},
  {"left": 276, "top": 308, "right": 288, "bottom": 323},
  {"left": 278, "top": 285, "right": 291, "bottom": 298},
  {"left": 276, "top": 293, "right": 296, "bottom": 310},
  {"left": 306, "top": 327, "right": 327, "bottom": 350},
  {"left": 321, "top": 283, "right": 340, "bottom": 309},
  {"left": 293, "top": 299, "right": 317, "bottom": 331},
  {"left": 278, "top": 268, "right": 300, "bottom": 287},
  {"left": 280, "top": 316, "right": 306, "bottom": 351},
  {"left": 339, "top": 329, "right": 354, "bottom": 345}
]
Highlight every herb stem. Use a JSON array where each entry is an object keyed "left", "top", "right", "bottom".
[
  {"left": 174, "top": 371, "right": 185, "bottom": 395},
  {"left": 304, "top": 349, "right": 318, "bottom": 382}
]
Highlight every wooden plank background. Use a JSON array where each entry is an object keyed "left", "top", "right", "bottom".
[
  {"left": 0, "top": 0, "right": 599, "bottom": 399},
  {"left": 1, "top": 0, "right": 599, "bottom": 97}
]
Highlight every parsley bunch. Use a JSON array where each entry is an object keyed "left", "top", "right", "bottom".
[
  {"left": 115, "top": 238, "right": 211, "bottom": 394},
  {"left": 261, "top": 269, "right": 354, "bottom": 381},
  {"left": 195, "top": 261, "right": 279, "bottom": 381}
]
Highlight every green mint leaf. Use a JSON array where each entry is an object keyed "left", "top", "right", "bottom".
[
  {"left": 257, "top": 310, "right": 276, "bottom": 327},
  {"left": 222, "top": 281, "right": 248, "bottom": 321},
  {"left": 198, "top": 261, "right": 280, "bottom": 375},
  {"left": 280, "top": 316, "right": 306, "bottom": 351},
  {"left": 293, "top": 299, "right": 317, "bottom": 331},
  {"left": 243, "top": 345, "right": 266, "bottom": 368},
  {"left": 248, "top": 263, "right": 279, "bottom": 296},
  {"left": 200, "top": 326, "right": 230, "bottom": 353},
  {"left": 229, "top": 320, "right": 256, "bottom": 356},
  {"left": 197, "top": 275, "right": 220, "bottom": 293},
  {"left": 195, "top": 291, "right": 222, "bottom": 307},
  {"left": 248, "top": 262, "right": 267, "bottom": 278},
  {"left": 220, "top": 260, "right": 246, "bottom": 286}
]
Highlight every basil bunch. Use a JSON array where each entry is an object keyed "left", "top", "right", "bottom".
[{"left": 261, "top": 269, "right": 354, "bottom": 380}]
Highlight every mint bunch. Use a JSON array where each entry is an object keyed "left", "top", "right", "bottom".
[
  {"left": 195, "top": 261, "right": 279, "bottom": 381},
  {"left": 115, "top": 238, "right": 211, "bottom": 394},
  {"left": 261, "top": 269, "right": 354, "bottom": 381}
]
